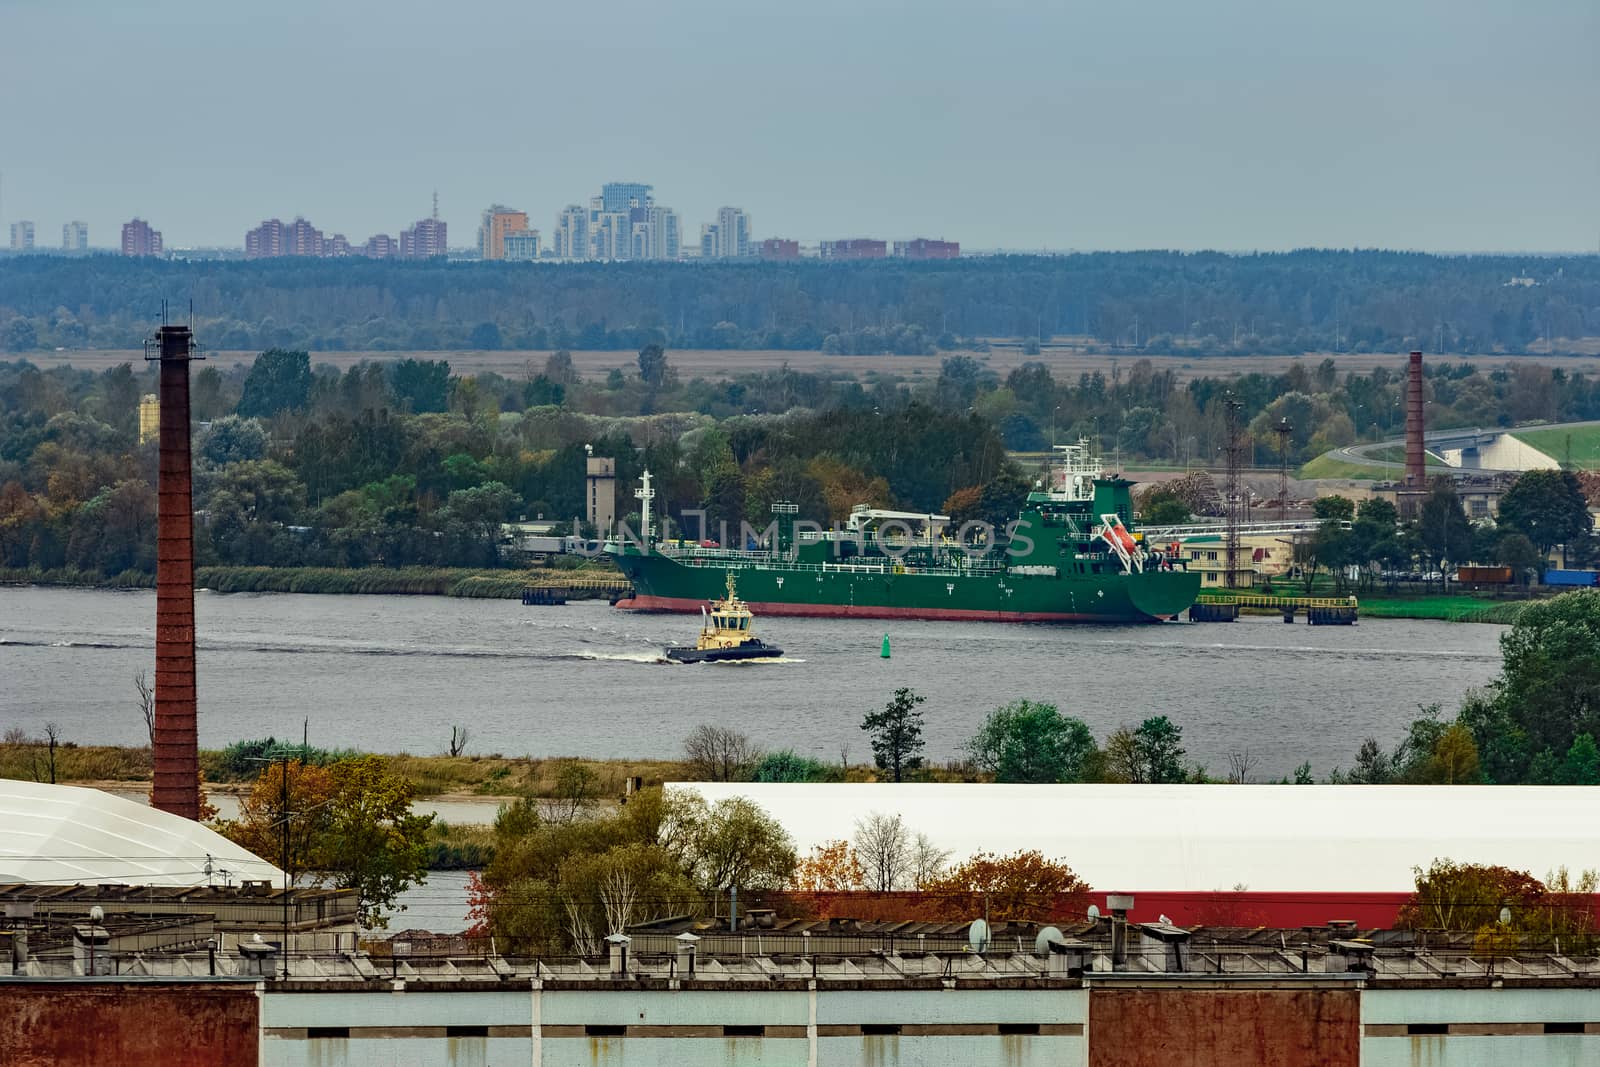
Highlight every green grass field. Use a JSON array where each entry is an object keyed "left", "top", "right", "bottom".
[
  {"left": 1298, "top": 454, "right": 1385, "bottom": 480},
  {"left": 1357, "top": 594, "right": 1526, "bottom": 624},
  {"left": 1364, "top": 445, "right": 1445, "bottom": 467},
  {"left": 1511, "top": 425, "right": 1600, "bottom": 469}
]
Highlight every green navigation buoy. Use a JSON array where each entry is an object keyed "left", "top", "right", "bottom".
[{"left": 881, "top": 634, "right": 891, "bottom": 658}]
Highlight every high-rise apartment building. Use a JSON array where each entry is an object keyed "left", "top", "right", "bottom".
[
  {"left": 503, "top": 230, "right": 542, "bottom": 261},
  {"left": 245, "top": 218, "right": 286, "bottom": 258},
  {"left": 287, "top": 217, "right": 324, "bottom": 257},
  {"left": 323, "top": 233, "right": 350, "bottom": 257},
  {"left": 553, "top": 205, "right": 589, "bottom": 260},
  {"left": 362, "top": 234, "right": 397, "bottom": 258},
  {"left": 478, "top": 205, "right": 528, "bottom": 260},
  {"left": 649, "top": 206, "right": 680, "bottom": 261},
  {"left": 399, "top": 215, "right": 448, "bottom": 258},
  {"left": 893, "top": 238, "right": 959, "bottom": 260},
  {"left": 599, "top": 182, "right": 652, "bottom": 214},
  {"left": 121, "top": 218, "right": 163, "bottom": 257},
  {"left": 700, "top": 223, "right": 718, "bottom": 260},
  {"left": 62, "top": 221, "right": 88, "bottom": 251},
  {"left": 759, "top": 238, "right": 800, "bottom": 260},
  {"left": 9, "top": 221, "right": 34, "bottom": 251},
  {"left": 590, "top": 200, "right": 630, "bottom": 261},
  {"left": 710, "top": 208, "right": 751, "bottom": 258}
]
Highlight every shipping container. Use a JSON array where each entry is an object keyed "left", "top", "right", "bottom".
[
  {"left": 1542, "top": 568, "right": 1599, "bottom": 587},
  {"left": 1455, "top": 565, "right": 1514, "bottom": 584}
]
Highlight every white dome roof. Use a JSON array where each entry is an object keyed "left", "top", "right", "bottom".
[{"left": 0, "top": 779, "right": 282, "bottom": 888}]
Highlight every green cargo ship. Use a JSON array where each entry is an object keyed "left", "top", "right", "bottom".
[{"left": 610, "top": 443, "right": 1200, "bottom": 623}]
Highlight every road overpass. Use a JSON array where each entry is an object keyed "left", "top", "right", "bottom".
[{"left": 1321, "top": 421, "right": 1586, "bottom": 474}]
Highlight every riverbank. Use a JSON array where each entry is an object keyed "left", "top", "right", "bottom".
[
  {"left": 0, "top": 744, "right": 693, "bottom": 795},
  {"left": 1211, "top": 583, "right": 1533, "bottom": 624},
  {"left": 0, "top": 563, "right": 626, "bottom": 599}
]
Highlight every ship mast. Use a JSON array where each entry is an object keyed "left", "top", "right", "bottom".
[{"left": 634, "top": 469, "right": 655, "bottom": 548}]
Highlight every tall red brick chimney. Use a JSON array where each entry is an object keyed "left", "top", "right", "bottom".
[
  {"left": 1404, "top": 350, "right": 1425, "bottom": 492},
  {"left": 148, "top": 324, "right": 200, "bottom": 819}
]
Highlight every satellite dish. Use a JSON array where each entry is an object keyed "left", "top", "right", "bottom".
[
  {"left": 1034, "top": 926, "right": 1064, "bottom": 957},
  {"left": 968, "top": 918, "right": 991, "bottom": 953},
  {"left": 1087, "top": 904, "right": 1101, "bottom": 921}
]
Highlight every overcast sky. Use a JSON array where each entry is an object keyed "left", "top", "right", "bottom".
[{"left": 2, "top": 0, "right": 1595, "bottom": 252}]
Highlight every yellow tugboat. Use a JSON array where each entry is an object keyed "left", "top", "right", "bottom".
[{"left": 665, "top": 571, "right": 784, "bottom": 663}]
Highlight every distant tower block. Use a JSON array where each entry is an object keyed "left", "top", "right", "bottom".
[
  {"left": 145, "top": 325, "right": 202, "bottom": 820},
  {"left": 585, "top": 447, "right": 616, "bottom": 534},
  {"left": 138, "top": 393, "right": 159, "bottom": 444},
  {"left": 1401, "top": 350, "right": 1427, "bottom": 518}
]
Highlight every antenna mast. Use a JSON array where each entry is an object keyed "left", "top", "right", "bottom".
[
  {"left": 432, "top": 189, "right": 439, "bottom": 221},
  {"left": 1274, "top": 417, "right": 1293, "bottom": 521}
]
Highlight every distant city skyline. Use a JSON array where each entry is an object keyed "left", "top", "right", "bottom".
[{"left": 1, "top": 0, "right": 1596, "bottom": 253}]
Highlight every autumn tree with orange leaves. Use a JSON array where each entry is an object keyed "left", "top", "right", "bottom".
[
  {"left": 792, "top": 840, "right": 865, "bottom": 893},
  {"left": 917, "top": 850, "right": 1091, "bottom": 923}
]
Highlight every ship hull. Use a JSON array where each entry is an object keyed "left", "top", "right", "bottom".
[
  {"left": 612, "top": 553, "right": 1200, "bottom": 624},
  {"left": 665, "top": 643, "right": 784, "bottom": 663}
]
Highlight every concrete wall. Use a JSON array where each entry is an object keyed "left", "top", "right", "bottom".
[
  {"left": 0, "top": 981, "right": 260, "bottom": 1067},
  {"left": 817, "top": 987, "right": 1086, "bottom": 1067},
  {"left": 1441, "top": 435, "right": 1559, "bottom": 471},
  {"left": 259, "top": 982, "right": 1087, "bottom": 1067},
  {"left": 1087, "top": 985, "right": 1360, "bottom": 1067},
  {"left": 261, "top": 987, "right": 531, "bottom": 1067},
  {"left": 1363, "top": 987, "right": 1600, "bottom": 1067},
  {"left": 540, "top": 986, "right": 809, "bottom": 1067}
]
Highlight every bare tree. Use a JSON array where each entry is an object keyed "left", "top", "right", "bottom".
[
  {"left": 43, "top": 722, "right": 60, "bottom": 784},
  {"left": 2, "top": 726, "right": 27, "bottom": 747},
  {"left": 448, "top": 725, "right": 470, "bottom": 758},
  {"left": 599, "top": 861, "right": 642, "bottom": 937},
  {"left": 135, "top": 672, "right": 155, "bottom": 748},
  {"left": 854, "top": 811, "right": 911, "bottom": 891},
  {"left": 1226, "top": 749, "right": 1256, "bottom": 785},
  {"left": 909, "top": 832, "right": 952, "bottom": 889},
  {"left": 683, "top": 724, "right": 757, "bottom": 782}
]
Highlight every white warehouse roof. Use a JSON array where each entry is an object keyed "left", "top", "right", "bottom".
[
  {"left": 0, "top": 779, "right": 282, "bottom": 888},
  {"left": 677, "top": 783, "right": 1600, "bottom": 894}
]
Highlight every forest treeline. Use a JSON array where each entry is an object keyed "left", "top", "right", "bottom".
[
  {"left": 1, "top": 250, "right": 1596, "bottom": 356},
  {"left": 5, "top": 342, "right": 1600, "bottom": 579}
]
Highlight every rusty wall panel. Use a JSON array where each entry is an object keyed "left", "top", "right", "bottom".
[
  {"left": 0, "top": 981, "right": 258, "bottom": 1066},
  {"left": 1088, "top": 988, "right": 1359, "bottom": 1067}
]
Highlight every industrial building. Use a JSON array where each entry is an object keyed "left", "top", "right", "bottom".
[
  {"left": 820, "top": 237, "right": 888, "bottom": 260},
  {"left": 679, "top": 782, "right": 1600, "bottom": 928},
  {"left": 894, "top": 237, "right": 959, "bottom": 259},
  {"left": 7, "top": 917, "right": 1600, "bottom": 1066}
]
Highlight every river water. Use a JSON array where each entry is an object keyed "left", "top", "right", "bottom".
[{"left": 1, "top": 586, "right": 1504, "bottom": 781}]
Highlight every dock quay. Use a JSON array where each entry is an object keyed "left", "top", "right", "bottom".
[
  {"left": 1189, "top": 594, "right": 1358, "bottom": 625},
  {"left": 521, "top": 578, "right": 633, "bottom": 606}
]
